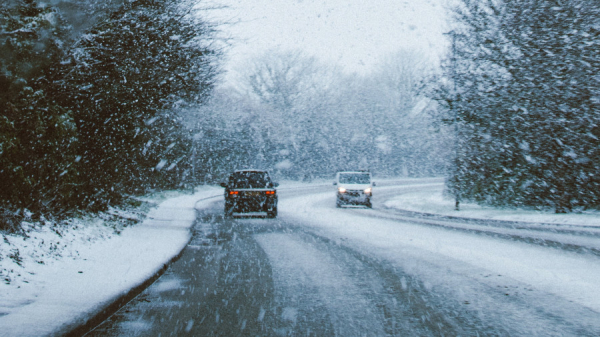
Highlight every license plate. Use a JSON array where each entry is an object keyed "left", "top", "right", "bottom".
[{"left": 244, "top": 191, "right": 261, "bottom": 196}]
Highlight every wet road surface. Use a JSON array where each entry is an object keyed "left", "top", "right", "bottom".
[{"left": 87, "top": 182, "right": 600, "bottom": 336}]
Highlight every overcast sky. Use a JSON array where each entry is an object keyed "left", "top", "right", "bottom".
[{"left": 207, "top": 0, "right": 450, "bottom": 83}]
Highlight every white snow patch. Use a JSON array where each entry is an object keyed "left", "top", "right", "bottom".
[
  {"left": 155, "top": 159, "right": 168, "bottom": 171},
  {"left": 275, "top": 159, "right": 293, "bottom": 170},
  {"left": 0, "top": 186, "right": 222, "bottom": 336},
  {"left": 279, "top": 184, "right": 600, "bottom": 315},
  {"left": 384, "top": 184, "right": 600, "bottom": 226}
]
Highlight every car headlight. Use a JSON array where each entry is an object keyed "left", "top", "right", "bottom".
[
  {"left": 338, "top": 187, "right": 346, "bottom": 193},
  {"left": 364, "top": 188, "right": 372, "bottom": 194}
]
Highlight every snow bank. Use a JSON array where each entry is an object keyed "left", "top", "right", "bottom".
[
  {"left": 0, "top": 186, "right": 221, "bottom": 336},
  {"left": 383, "top": 184, "right": 600, "bottom": 227}
]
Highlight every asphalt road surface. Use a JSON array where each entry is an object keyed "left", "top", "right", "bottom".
[{"left": 86, "top": 180, "right": 600, "bottom": 336}]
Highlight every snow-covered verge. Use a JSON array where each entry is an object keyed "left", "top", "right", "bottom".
[
  {"left": 383, "top": 183, "right": 600, "bottom": 227},
  {"left": 0, "top": 186, "right": 221, "bottom": 336}
]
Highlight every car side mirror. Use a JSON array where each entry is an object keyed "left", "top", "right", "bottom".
[
  {"left": 333, "top": 182, "right": 337, "bottom": 185},
  {"left": 372, "top": 182, "right": 376, "bottom": 186},
  {"left": 272, "top": 182, "right": 279, "bottom": 188},
  {"left": 219, "top": 182, "right": 227, "bottom": 188}
]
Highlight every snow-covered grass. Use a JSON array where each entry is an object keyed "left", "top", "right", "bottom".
[
  {"left": 0, "top": 186, "right": 221, "bottom": 336},
  {"left": 1, "top": 207, "right": 145, "bottom": 289},
  {"left": 383, "top": 184, "right": 600, "bottom": 227}
]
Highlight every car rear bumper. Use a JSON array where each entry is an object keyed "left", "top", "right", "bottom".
[{"left": 226, "top": 196, "right": 277, "bottom": 213}]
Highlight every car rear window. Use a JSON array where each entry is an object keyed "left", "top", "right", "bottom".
[
  {"left": 339, "top": 173, "right": 370, "bottom": 184},
  {"left": 229, "top": 171, "right": 272, "bottom": 188}
]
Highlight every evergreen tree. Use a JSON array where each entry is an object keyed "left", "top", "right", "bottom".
[
  {"left": 438, "top": 0, "right": 600, "bottom": 212},
  {"left": 55, "top": 0, "right": 218, "bottom": 210},
  {"left": 502, "top": 0, "right": 600, "bottom": 211},
  {"left": 0, "top": 0, "right": 77, "bottom": 228},
  {"left": 0, "top": 0, "right": 219, "bottom": 229}
]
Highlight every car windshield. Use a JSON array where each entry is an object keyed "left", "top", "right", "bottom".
[
  {"left": 339, "top": 173, "right": 370, "bottom": 184},
  {"left": 229, "top": 171, "right": 272, "bottom": 189}
]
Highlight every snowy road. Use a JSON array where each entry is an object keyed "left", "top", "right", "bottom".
[{"left": 87, "top": 180, "right": 600, "bottom": 336}]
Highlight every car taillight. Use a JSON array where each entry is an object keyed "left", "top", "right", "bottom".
[
  {"left": 229, "top": 191, "right": 239, "bottom": 195},
  {"left": 265, "top": 191, "right": 276, "bottom": 195}
]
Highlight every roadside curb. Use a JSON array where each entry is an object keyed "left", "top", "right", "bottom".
[
  {"left": 61, "top": 221, "right": 196, "bottom": 337},
  {"left": 57, "top": 192, "right": 226, "bottom": 336},
  {"left": 381, "top": 204, "right": 600, "bottom": 230},
  {"left": 58, "top": 192, "right": 223, "bottom": 336}
]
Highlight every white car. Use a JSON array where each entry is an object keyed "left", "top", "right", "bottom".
[{"left": 334, "top": 171, "right": 374, "bottom": 208}]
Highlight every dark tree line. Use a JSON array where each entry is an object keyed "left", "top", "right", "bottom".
[
  {"left": 0, "top": 0, "right": 219, "bottom": 230},
  {"left": 437, "top": 0, "right": 599, "bottom": 212}
]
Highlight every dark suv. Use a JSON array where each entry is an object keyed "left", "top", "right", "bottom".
[{"left": 220, "top": 170, "right": 279, "bottom": 218}]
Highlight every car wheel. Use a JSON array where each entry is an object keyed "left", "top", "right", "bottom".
[
  {"left": 224, "top": 204, "right": 234, "bottom": 218},
  {"left": 267, "top": 207, "right": 277, "bottom": 218},
  {"left": 336, "top": 198, "right": 343, "bottom": 208},
  {"left": 365, "top": 199, "right": 372, "bottom": 208}
]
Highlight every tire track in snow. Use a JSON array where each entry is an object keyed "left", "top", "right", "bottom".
[{"left": 255, "top": 233, "right": 387, "bottom": 336}]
